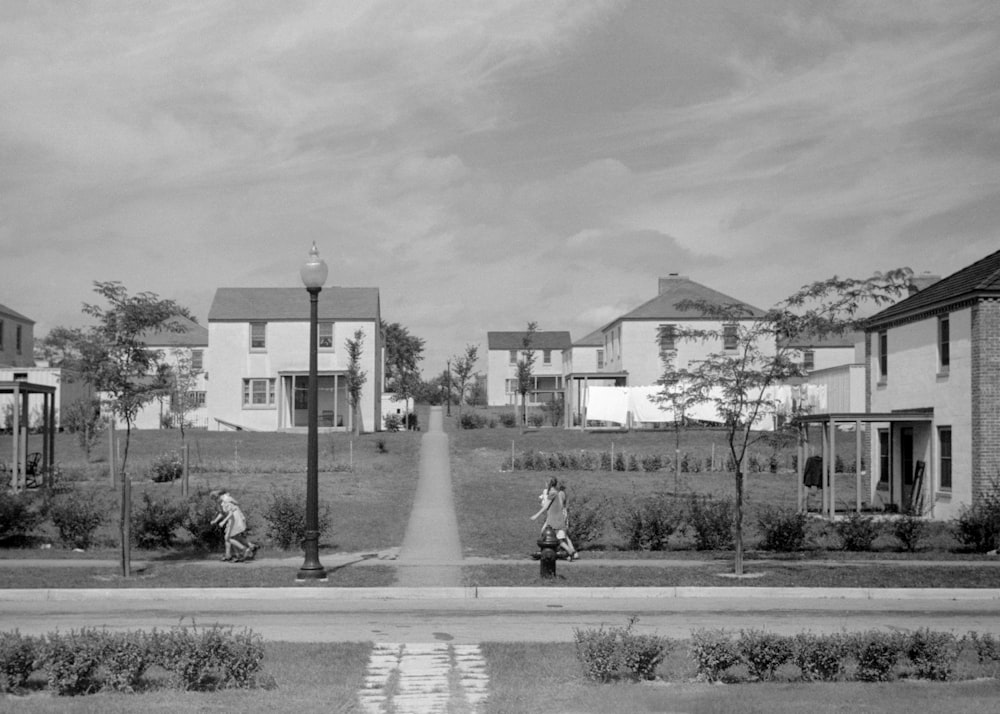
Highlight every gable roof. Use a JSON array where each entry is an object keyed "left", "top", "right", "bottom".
[
  {"left": 867, "top": 249, "right": 1000, "bottom": 329},
  {"left": 208, "top": 287, "right": 380, "bottom": 322},
  {"left": 141, "top": 315, "right": 208, "bottom": 348},
  {"left": 0, "top": 303, "right": 34, "bottom": 324},
  {"left": 487, "top": 331, "right": 572, "bottom": 350},
  {"left": 573, "top": 328, "right": 605, "bottom": 347},
  {"left": 610, "top": 275, "right": 765, "bottom": 326}
]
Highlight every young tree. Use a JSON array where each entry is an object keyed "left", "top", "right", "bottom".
[
  {"left": 165, "top": 349, "right": 203, "bottom": 441},
  {"left": 382, "top": 321, "right": 424, "bottom": 425},
  {"left": 450, "top": 344, "right": 479, "bottom": 418},
  {"left": 658, "top": 269, "right": 912, "bottom": 575},
  {"left": 515, "top": 322, "right": 538, "bottom": 427},
  {"left": 77, "top": 281, "right": 183, "bottom": 478},
  {"left": 345, "top": 329, "right": 367, "bottom": 436}
]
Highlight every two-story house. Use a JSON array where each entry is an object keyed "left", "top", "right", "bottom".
[
  {"left": 486, "top": 331, "right": 571, "bottom": 407},
  {"left": 860, "top": 248, "right": 1000, "bottom": 520},
  {"left": 562, "top": 327, "right": 627, "bottom": 427},
  {"left": 0, "top": 303, "right": 34, "bottom": 368},
  {"left": 206, "top": 287, "right": 382, "bottom": 432}
]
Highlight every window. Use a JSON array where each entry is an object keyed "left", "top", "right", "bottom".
[
  {"left": 242, "top": 378, "right": 275, "bottom": 407},
  {"left": 0, "top": 319, "right": 4, "bottom": 349},
  {"left": 543, "top": 349, "right": 551, "bottom": 365},
  {"left": 505, "top": 378, "right": 517, "bottom": 394},
  {"left": 878, "top": 429, "right": 890, "bottom": 485},
  {"left": 802, "top": 350, "right": 815, "bottom": 372},
  {"left": 596, "top": 349, "right": 604, "bottom": 370},
  {"left": 319, "top": 322, "right": 334, "bottom": 349},
  {"left": 723, "top": 323, "right": 738, "bottom": 352},
  {"left": 878, "top": 330, "right": 888, "bottom": 380},
  {"left": 192, "top": 391, "right": 206, "bottom": 407},
  {"left": 174, "top": 391, "right": 206, "bottom": 409},
  {"left": 15, "top": 325, "right": 22, "bottom": 354},
  {"left": 938, "top": 314, "right": 950, "bottom": 371},
  {"left": 658, "top": 324, "right": 676, "bottom": 353},
  {"left": 191, "top": 349, "right": 203, "bottom": 372},
  {"left": 939, "top": 427, "right": 952, "bottom": 490},
  {"left": 509, "top": 350, "right": 517, "bottom": 365},
  {"left": 250, "top": 322, "right": 267, "bottom": 351}
]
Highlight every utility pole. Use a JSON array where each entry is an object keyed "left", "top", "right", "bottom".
[{"left": 446, "top": 359, "right": 452, "bottom": 416}]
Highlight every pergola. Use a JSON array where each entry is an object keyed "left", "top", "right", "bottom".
[
  {"left": 2, "top": 381, "right": 56, "bottom": 491},
  {"left": 792, "top": 409, "right": 933, "bottom": 518}
]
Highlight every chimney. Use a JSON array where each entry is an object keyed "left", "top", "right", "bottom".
[
  {"left": 659, "top": 274, "right": 688, "bottom": 294},
  {"left": 908, "top": 271, "right": 941, "bottom": 295}
]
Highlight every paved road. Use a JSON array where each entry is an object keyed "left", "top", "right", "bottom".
[{"left": 1, "top": 588, "right": 998, "bottom": 643}]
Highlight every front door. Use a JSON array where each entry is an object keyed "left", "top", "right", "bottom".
[{"left": 900, "top": 427, "right": 914, "bottom": 511}]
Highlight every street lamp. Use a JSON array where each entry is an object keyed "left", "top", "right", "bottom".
[{"left": 297, "top": 242, "right": 328, "bottom": 582}]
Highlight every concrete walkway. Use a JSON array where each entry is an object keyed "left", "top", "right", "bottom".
[{"left": 395, "top": 406, "right": 463, "bottom": 587}]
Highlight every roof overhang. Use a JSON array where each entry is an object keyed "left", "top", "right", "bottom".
[
  {"left": 0, "top": 380, "right": 56, "bottom": 396},
  {"left": 793, "top": 408, "right": 933, "bottom": 425}
]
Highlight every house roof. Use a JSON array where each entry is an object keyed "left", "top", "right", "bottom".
[
  {"left": 0, "top": 303, "right": 34, "bottom": 323},
  {"left": 487, "top": 331, "right": 572, "bottom": 350},
  {"left": 208, "top": 287, "right": 380, "bottom": 322},
  {"left": 784, "top": 330, "right": 861, "bottom": 349},
  {"left": 573, "top": 328, "right": 605, "bottom": 347},
  {"left": 867, "top": 249, "right": 1000, "bottom": 328},
  {"left": 141, "top": 315, "right": 208, "bottom": 348},
  {"left": 609, "top": 275, "right": 766, "bottom": 327}
]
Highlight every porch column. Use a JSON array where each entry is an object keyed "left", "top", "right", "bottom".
[
  {"left": 828, "top": 418, "right": 837, "bottom": 519},
  {"left": 796, "top": 424, "right": 805, "bottom": 512},
  {"left": 855, "top": 420, "right": 862, "bottom": 513}
]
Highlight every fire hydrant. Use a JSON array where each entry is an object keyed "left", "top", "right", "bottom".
[{"left": 536, "top": 525, "right": 565, "bottom": 579}]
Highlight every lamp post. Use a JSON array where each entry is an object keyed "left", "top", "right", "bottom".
[{"left": 297, "top": 242, "right": 328, "bottom": 582}]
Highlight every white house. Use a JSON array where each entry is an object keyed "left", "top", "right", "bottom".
[
  {"left": 562, "top": 327, "right": 627, "bottom": 427},
  {"left": 486, "top": 331, "right": 571, "bottom": 407},
  {"left": 206, "top": 287, "right": 382, "bottom": 432},
  {"left": 0, "top": 303, "right": 34, "bottom": 368}
]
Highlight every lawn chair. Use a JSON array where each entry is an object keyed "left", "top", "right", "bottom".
[{"left": 24, "top": 452, "right": 42, "bottom": 489}]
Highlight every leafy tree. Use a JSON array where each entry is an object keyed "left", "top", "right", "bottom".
[
  {"left": 164, "top": 349, "right": 203, "bottom": 440},
  {"left": 76, "top": 281, "right": 184, "bottom": 477},
  {"left": 515, "top": 322, "right": 538, "bottom": 427},
  {"left": 450, "top": 344, "right": 479, "bottom": 418},
  {"left": 382, "top": 321, "right": 424, "bottom": 417},
  {"left": 345, "top": 328, "right": 367, "bottom": 436},
  {"left": 657, "top": 269, "right": 912, "bottom": 575}
]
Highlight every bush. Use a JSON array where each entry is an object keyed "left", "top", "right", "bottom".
[
  {"left": 149, "top": 452, "right": 183, "bottom": 483},
  {"left": 36, "top": 629, "right": 103, "bottom": 695},
  {"left": 852, "top": 630, "right": 904, "bottom": 682},
  {"left": 574, "top": 617, "right": 672, "bottom": 682},
  {"left": 892, "top": 513, "right": 928, "bottom": 552},
  {"left": 0, "top": 490, "right": 43, "bottom": 541},
  {"left": 528, "top": 412, "right": 545, "bottom": 428},
  {"left": 792, "top": 632, "right": 849, "bottom": 681},
  {"left": 689, "top": 629, "right": 740, "bottom": 681},
  {"left": 953, "top": 489, "right": 1000, "bottom": 553},
  {"left": 498, "top": 412, "right": 517, "bottom": 428},
  {"left": 131, "top": 492, "right": 188, "bottom": 549},
  {"left": 966, "top": 631, "right": 1000, "bottom": 671},
  {"left": 262, "top": 488, "right": 332, "bottom": 550},
  {"left": 183, "top": 489, "right": 226, "bottom": 550},
  {"left": 459, "top": 412, "right": 487, "bottom": 429},
  {"left": 640, "top": 453, "right": 663, "bottom": 472},
  {"left": 49, "top": 491, "right": 106, "bottom": 549},
  {"left": 906, "top": 628, "right": 960, "bottom": 681},
  {"left": 384, "top": 414, "right": 403, "bottom": 431},
  {"left": 99, "top": 630, "right": 154, "bottom": 693},
  {"left": 755, "top": 505, "right": 809, "bottom": 552},
  {"left": 0, "top": 630, "right": 35, "bottom": 693},
  {"left": 686, "top": 496, "right": 734, "bottom": 550},
  {"left": 567, "top": 490, "right": 607, "bottom": 549},
  {"left": 61, "top": 397, "right": 106, "bottom": 461},
  {"left": 614, "top": 493, "right": 683, "bottom": 551},
  {"left": 834, "top": 512, "right": 881, "bottom": 551},
  {"left": 738, "top": 630, "right": 793, "bottom": 681}
]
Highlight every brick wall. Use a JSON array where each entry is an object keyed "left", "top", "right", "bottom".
[{"left": 971, "top": 299, "right": 1000, "bottom": 503}]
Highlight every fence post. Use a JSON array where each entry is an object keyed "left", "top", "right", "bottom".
[{"left": 182, "top": 442, "right": 190, "bottom": 497}]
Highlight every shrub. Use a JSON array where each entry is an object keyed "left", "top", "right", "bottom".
[
  {"left": 953, "top": 488, "right": 1000, "bottom": 552},
  {"left": 738, "top": 630, "right": 793, "bottom": 681},
  {"left": 49, "top": 491, "right": 106, "bottom": 549},
  {"left": 528, "top": 412, "right": 545, "bottom": 428},
  {"left": 566, "top": 490, "right": 607, "bottom": 549},
  {"left": 131, "top": 492, "right": 188, "bottom": 549},
  {"left": 0, "top": 630, "right": 35, "bottom": 693},
  {"left": 613, "top": 452, "right": 626, "bottom": 472},
  {"left": 686, "top": 496, "right": 734, "bottom": 550},
  {"left": 262, "top": 488, "right": 332, "bottom": 550},
  {"left": 905, "top": 628, "right": 960, "bottom": 681},
  {"left": 892, "top": 513, "right": 928, "bottom": 552},
  {"left": 689, "top": 629, "right": 740, "bottom": 681},
  {"left": 152, "top": 625, "right": 264, "bottom": 691},
  {"left": 755, "top": 505, "right": 809, "bottom": 552},
  {"left": 383, "top": 414, "right": 402, "bottom": 431},
  {"left": 792, "top": 632, "right": 849, "bottom": 681},
  {"left": 61, "top": 397, "right": 106, "bottom": 461},
  {"left": 149, "top": 452, "right": 183, "bottom": 483},
  {"left": 458, "top": 412, "right": 486, "bottom": 429},
  {"left": 834, "top": 512, "right": 881, "bottom": 551},
  {"left": 36, "top": 629, "right": 103, "bottom": 695},
  {"left": 183, "top": 489, "right": 226, "bottom": 550},
  {"left": 640, "top": 453, "right": 663, "bottom": 472},
  {"left": 0, "top": 490, "right": 43, "bottom": 541},
  {"left": 614, "top": 493, "right": 683, "bottom": 551},
  {"left": 574, "top": 617, "right": 672, "bottom": 682},
  {"left": 498, "top": 412, "right": 517, "bottom": 428},
  {"left": 99, "top": 630, "right": 154, "bottom": 693},
  {"left": 966, "top": 631, "right": 1000, "bottom": 673},
  {"left": 852, "top": 630, "right": 904, "bottom": 682},
  {"left": 219, "top": 628, "right": 266, "bottom": 688}
]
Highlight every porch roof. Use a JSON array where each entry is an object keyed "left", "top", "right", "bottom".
[
  {"left": 793, "top": 408, "right": 933, "bottom": 425},
  {"left": 0, "top": 380, "right": 56, "bottom": 396}
]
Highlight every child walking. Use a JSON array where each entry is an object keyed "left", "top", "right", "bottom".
[{"left": 210, "top": 490, "right": 259, "bottom": 562}]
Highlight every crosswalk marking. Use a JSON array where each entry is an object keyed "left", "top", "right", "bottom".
[{"left": 359, "top": 642, "right": 490, "bottom": 713}]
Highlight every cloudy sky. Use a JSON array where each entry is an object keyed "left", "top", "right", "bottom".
[{"left": 2, "top": 1, "right": 998, "bottom": 373}]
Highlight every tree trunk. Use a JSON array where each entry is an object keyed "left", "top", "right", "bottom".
[{"left": 734, "top": 470, "right": 744, "bottom": 576}]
